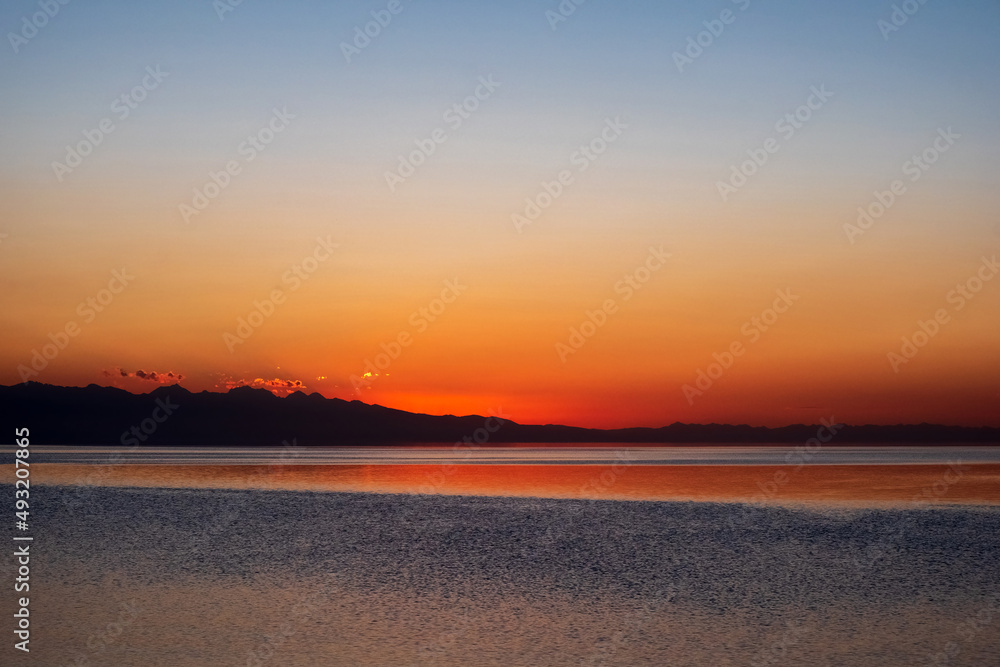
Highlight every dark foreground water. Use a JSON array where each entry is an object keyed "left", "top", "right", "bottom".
[{"left": 4, "top": 485, "right": 1000, "bottom": 666}]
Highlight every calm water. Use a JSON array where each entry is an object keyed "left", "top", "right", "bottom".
[
  {"left": 18, "top": 444, "right": 1000, "bottom": 465},
  {"left": 9, "top": 444, "right": 1000, "bottom": 505}
]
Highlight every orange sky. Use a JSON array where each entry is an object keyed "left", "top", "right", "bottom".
[
  {"left": 3, "top": 193, "right": 997, "bottom": 428},
  {"left": 2, "top": 1, "right": 999, "bottom": 429}
]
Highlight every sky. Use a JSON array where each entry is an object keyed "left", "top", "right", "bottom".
[{"left": 1, "top": 0, "right": 998, "bottom": 428}]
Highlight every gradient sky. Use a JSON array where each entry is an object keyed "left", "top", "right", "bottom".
[{"left": 1, "top": 0, "right": 998, "bottom": 428}]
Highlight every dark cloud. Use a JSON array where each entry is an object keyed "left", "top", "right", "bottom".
[
  {"left": 221, "top": 377, "right": 306, "bottom": 396},
  {"left": 103, "top": 368, "right": 185, "bottom": 383}
]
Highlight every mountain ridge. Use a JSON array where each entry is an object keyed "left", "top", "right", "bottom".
[{"left": 2, "top": 382, "right": 998, "bottom": 446}]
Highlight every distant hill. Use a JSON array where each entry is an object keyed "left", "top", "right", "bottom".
[{"left": 1, "top": 382, "right": 998, "bottom": 446}]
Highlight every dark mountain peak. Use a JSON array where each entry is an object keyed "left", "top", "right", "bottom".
[
  {"left": 284, "top": 390, "right": 331, "bottom": 404},
  {"left": 149, "top": 384, "right": 191, "bottom": 398},
  {"left": 226, "top": 385, "right": 280, "bottom": 400},
  {"left": 11, "top": 380, "right": 54, "bottom": 393},
  {"left": 75, "top": 383, "right": 132, "bottom": 397}
]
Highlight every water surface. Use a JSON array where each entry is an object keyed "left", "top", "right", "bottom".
[
  {"left": 11, "top": 444, "right": 1000, "bottom": 506},
  {"left": 4, "top": 486, "right": 998, "bottom": 666}
]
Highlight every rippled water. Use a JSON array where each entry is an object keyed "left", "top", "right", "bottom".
[{"left": 4, "top": 446, "right": 999, "bottom": 665}]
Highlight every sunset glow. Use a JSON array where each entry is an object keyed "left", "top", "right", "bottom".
[{"left": 2, "top": 1, "right": 998, "bottom": 428}]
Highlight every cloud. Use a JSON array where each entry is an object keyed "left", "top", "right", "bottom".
[
  {"left": 220, "top": 377, "right": 306, "bottom": 396},
  {"left": 103, "top": 368, "right": 185, "bottom": 384}
]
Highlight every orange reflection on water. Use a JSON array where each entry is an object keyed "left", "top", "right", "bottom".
[{"left": 20, "top": 463, "right": 1000, "bottom": 505}]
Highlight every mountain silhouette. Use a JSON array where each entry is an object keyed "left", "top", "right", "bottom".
[{"left": 2, "top": 382, "right": 997, "bottom": 446}]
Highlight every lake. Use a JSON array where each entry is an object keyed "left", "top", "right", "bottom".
[
  {"left": 11, "top": 444, "right": 1000, "bottom": 505},
  {"left": 3, "top": 445, "right": 999, "bottom": 665}
]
